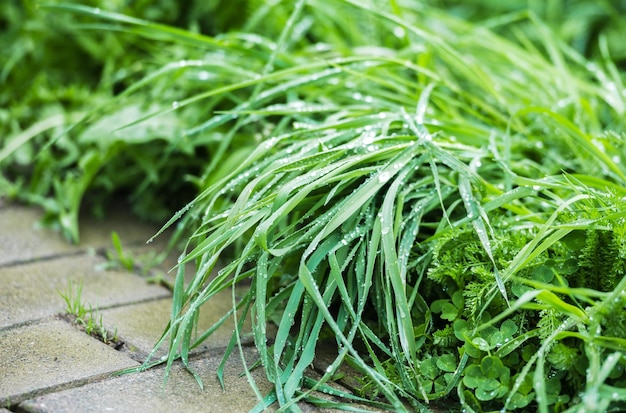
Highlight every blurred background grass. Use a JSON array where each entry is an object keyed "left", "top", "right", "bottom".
[
  {"left": 0, "top": 0, "right": 626, "bottom": 241},
  {"left": 2, "top": 0, "right": 625, "bottom": 242}
]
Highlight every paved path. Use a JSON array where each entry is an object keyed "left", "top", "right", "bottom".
[{"left": 0, "top": 203, "right": 372, "bottom": 412}]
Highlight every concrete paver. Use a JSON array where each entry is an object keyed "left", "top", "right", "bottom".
[
  {"left": 0, "top": 207, "right": 75, "bottom": 266},
  {"left": 19, "top": 347, "right": 274, "bottom": 413},
  {"left": 0, "top": 254, "right": 170, "bottom": 329},
  {"left": 0, "top": 205, "right": 162, "bottom": 266},
  {"left": 0, "top": 319, "right": 139, "bottom": 406},
  {"left": 99, "top": 294, "right": 254, "bottom": 359}
]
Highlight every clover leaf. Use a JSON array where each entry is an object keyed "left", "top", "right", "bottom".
[
  {"left": 463, "top": 356, "right": 510, "bottom": 401},
  {"left": 419, "top": 354, "right": 458, "bottom": 395},
  {"left": 505, "top": 373, "right": 535, "bottom": 410},
  {"left": 431, "top": 290, "right": 464, "bottom": 321}
]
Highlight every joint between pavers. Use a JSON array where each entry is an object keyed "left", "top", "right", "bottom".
[
  {"left": 1, "top": 368, "right": 137, "bottom": 408},
  {"left": 0, "top": 241, "right": 160, "bottom": 270},
  {"left": 65, "top": 293, "right": 174, "bottom": 314},
  {"left": 0, "top": 315, "right": 57, "bottom": 334},
  {"left": 129, "top": 338, "right": 261, "bottom": 372},
  {"left": 0, "top": 251, "right": 88, "bottom": 270}
]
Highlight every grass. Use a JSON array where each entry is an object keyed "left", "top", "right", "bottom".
[
  {"left": 58, "top": 281, "right": 121, "bottom": 348},
  {"left": 3, "top": 0, "right": 626, "bottom": 412}
]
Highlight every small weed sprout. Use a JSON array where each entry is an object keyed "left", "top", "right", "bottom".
[
  {"left": 102, "top": 231, "right": 167, "bottom": 280},
  {"left": 58, "top": 281, "right": 121, "bottom": 348},
  {"left": 59, "top": 280, "right": 86, "bottom": 320},
  {"left": 109, "top": 231, "right": 134, "bottom": 272}
]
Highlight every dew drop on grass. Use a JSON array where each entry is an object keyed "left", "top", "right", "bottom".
[
  {"left": 378, "top": 171, "right": 391, "bottom": 182},
  {"left": 93, "top": 8, "right": 101, "bottom": 14},
  {"left": 393, "top": 26, "right": 405, "bottom": 38},
  {"left": 381, "top": 226, "right": 390, "bottom": 235},
  {"left": 263, "top": 137, "right": 277, "bottom": 149},
  {"left": 172, "top": 101, "right": 180, "bottom": 109},
  {"left": 362, "top": 131, "right": 375, "bottom": 145}
]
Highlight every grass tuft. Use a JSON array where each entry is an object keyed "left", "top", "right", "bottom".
[{"left": 4, "top": 0, "right": 626, "bottom": 411}]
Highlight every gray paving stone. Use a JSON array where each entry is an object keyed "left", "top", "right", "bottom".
[
  {"left": 0, "top": 205, "right": 163, "bottom": 266},
  {"left": 100, "top": 293, "right": 254, "bottom": 359},
  {"left": 0, "top": 319, "right": 138, "bottom": 406},
  {"left": 0, "top": 254, "right": 170, "bottom": 329},
  {"left": 19, "top": 347, "right": 275, "bottom": 413},
  {"left": 0, "top": 207, "right": 75, "bottom": 266}
]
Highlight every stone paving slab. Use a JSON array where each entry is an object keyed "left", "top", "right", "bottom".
[
  {"left": 0, "top": 318, "right": 139, "bottom": 406},
  {"left": 18, "top": 347, "right": 275, "bottom": 413},
  {"left": 0, "top": 205, "right": 162, "bottom": 266},
  {"left": 100, "top": 294, "right": 255, "bottom": 360},
  {"left": 17, "top": 346, "right": 364, "bottom": 413},
  {"left": 0, "top": 254, "right": 170, "bottom": 329}
]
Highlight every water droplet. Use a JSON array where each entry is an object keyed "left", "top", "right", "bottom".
[
  {"left": 93, "top": 8, "right": 101, "bottom": 14},
  {"left": 592, "top": 139, "right": 605, "bottom": 152},
  {"left": 381, "top": 226, "right": 390, "bottom": 235},
  {"left": 172, "top": 101, "right": 180, "bottom": 109},
  {"left": 393, "top": 26, "right": 405, "bottom": 38},
  {"left": 198, "top": 71, "right": 210, "bottom": 80},
  {"left": 362, "top": 131, "right": 375, "bottom": 145},
  {"left": 378, "top": 171, "right": 391, "bottom": 183}
]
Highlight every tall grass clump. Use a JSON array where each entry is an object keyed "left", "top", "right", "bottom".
[{"left": 5, "top": 0, "right": 626, "bottom": 412}]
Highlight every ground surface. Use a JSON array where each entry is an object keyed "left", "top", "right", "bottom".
[{"left": 0, "top": 202, "right": 373, "bottom": 412}]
